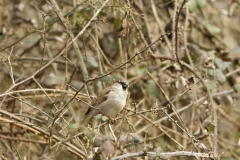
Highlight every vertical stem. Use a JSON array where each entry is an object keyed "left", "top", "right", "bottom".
[
  {"left": 49, "top": 0, "right": 93, "bottom": 95},
  {"left": 174, "top": 0, "right": 186, "bottom": 63}
]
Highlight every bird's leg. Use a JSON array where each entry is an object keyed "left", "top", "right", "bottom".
[{"left": 108, "top": 117, "right": 116, "bottom": 124}]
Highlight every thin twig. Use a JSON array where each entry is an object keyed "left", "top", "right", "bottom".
[
  {"left": 174, "top": 0, "right": 186, "bottom": 62},
  {"left": 111, "top": 151, "right": 213, "bottom": 160},
  {"left": 0, "top": 109, "right": 86, "bottom": 158}
]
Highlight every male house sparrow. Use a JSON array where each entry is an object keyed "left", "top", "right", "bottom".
[{"left": 81, "top": 78, "right": 128, "bottom": 126}]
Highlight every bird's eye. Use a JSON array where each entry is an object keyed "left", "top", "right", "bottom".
[{"left": 119, "top": 81, "right": 128, "bottom": 90}]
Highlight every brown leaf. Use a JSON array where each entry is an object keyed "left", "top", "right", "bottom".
[
  {"left": 117, "top": 18, "right": 134, "bottom": 38},
  {"left": 101, "top": 140, "right": 115, "bottom": 157},
  {"left": 93, "top": 134, "right": 107, "bottom": 147}
]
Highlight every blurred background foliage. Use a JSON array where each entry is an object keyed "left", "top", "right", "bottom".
[{"left": 0, "top": 0, "right": 240, "bottom": 159}]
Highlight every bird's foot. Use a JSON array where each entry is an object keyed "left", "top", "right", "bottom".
[{"left": 109, "top": 117, "right": 116, "bottom": 124}]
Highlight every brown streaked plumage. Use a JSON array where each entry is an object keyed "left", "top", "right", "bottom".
[{"left": 81, "top": 78, "right": 128, "bottom": 126}]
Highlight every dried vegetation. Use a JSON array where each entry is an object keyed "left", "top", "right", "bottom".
[{"left": 0, "top": 0, "right": 240, "bottom": 159}]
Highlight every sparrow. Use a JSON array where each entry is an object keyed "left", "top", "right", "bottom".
[{"left": 81, "top": 78, "right": 128, "bottom": 126}]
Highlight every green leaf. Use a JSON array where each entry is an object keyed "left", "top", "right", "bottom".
[
  {"left": 99, "top": 11, "right": 107, "bottom": 16},
  {"left": 101, "top": 116, "right": 109, "bottom": 122},
  {"left": 100, "top": 75, "right": 112, "bottom": 82},
  {"left": 45, "top": 16, "right": 59, "bottom": 24},
  {"left": 204, "top": 79, "right": 217, "bottom": 91},
  {"left": 188, "top": 0, "right": 198, "bottom": 12},
  {"left": 68, "top": 123, "right": 80, "bottom": 134},
  {"left": 197, "top": 0, "right": 207, "bottom": 8},
  {"left": 119, "top": 8, "right": 126, "bottom": 15},
  {"left": 33, "top": 134, "right": 41, "bottom": 140},
  {"left": 137, "top": 65, "right": 148, "bottom": 75},
  {"left": 84, "top": 56, "right": 98, "bottom": 68},
  {"left": 206, "top": 51, "right": 215, "bottom": 57},
  {"left": 69, "top": 123, "right": 79, "bottom": 129},
  {"left": 146, "top": 80, "right": 159, "bottom": 96},
  {"left": 113, "top": 18, "right": 122, "bottom": 31},
  {"left": 215, "top": 58, "right": 231, "bottom": 71},
  {"left": 208, "top": 69, "right": 214, "bottom": 76},
  {"left": 76, "top": 13, "right": 91, "bottom": 26},
  {"left": 206, "top": 23, "right": 221, "bottom": 35},
  {"left": 113, "top": 75, "right": 125, "bottom": 80},
  {"left": 85, "top": 131, "right": 96, "bottom": 143},
  {"left": 233, "top": 84, "right": 240, "bottom": 93},
  {"left": 215, "top": 69, "right": 226, "bottom": 84},
  {"left": 81, "top": 13, "right": 91, "bottom": 21},
  {"left": 234, "top": 100, "right": 240, "bottom": 113},
  {"left": 208, "top": 124, "right": 214, "bottom": 132}
]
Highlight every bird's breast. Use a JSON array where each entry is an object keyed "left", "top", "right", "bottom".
[{"left": 99, "top": 90, "right": 127, "bottom": 117}]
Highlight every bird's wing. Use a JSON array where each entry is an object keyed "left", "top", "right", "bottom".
[
  {"left": 85, "top": 86, "right": 111, "bottom": 115},
  {"left": 81, "top": 86, "right": 111, "bottom": 126}
]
